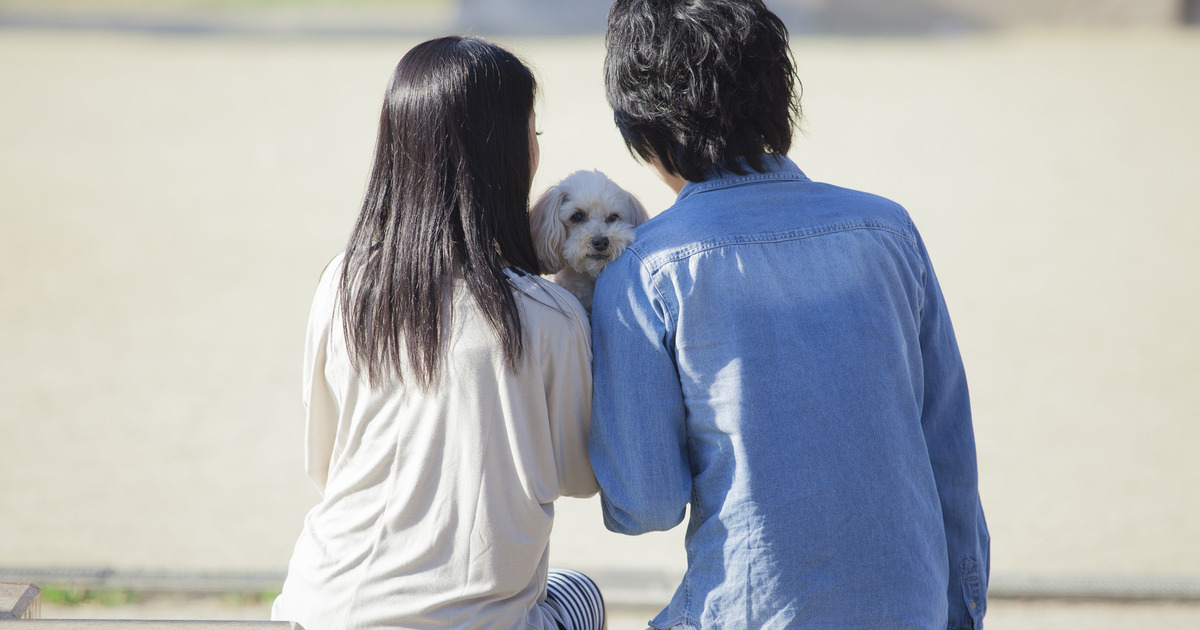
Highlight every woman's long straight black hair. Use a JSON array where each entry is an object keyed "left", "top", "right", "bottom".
[{"left": 339, "top": 36, "right": 541, "bottom": 390}]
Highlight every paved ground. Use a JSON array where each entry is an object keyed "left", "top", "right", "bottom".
[
  {"left": 1, "top": 17, "right": 1199, "bottom": 629},
  {"left": 31, "top": 595, "right": 1200, "bottom": 629}
]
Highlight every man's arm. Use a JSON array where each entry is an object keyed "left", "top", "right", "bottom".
[
  {"left": 588, "top": 254, "right": 692, "bottom": 534},
  {"left": 916, "top": 236, "right": 990, "bottom": 630}
]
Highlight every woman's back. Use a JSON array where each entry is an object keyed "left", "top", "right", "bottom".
[{"left": 274, "top": 256, "right": 596, "bottom": 630}]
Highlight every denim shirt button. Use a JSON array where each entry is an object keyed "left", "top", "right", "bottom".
[{"left": 969, "top": 601, "right": 977, "bottom": 609}]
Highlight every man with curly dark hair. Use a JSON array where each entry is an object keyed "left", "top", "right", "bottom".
[{"left": 588, "top": 1, "right": 990, "bottom": 628}]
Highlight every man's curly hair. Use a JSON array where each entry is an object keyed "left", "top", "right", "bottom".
[{"left": 604, "top": 0, "right": 801, "bottom": 182}]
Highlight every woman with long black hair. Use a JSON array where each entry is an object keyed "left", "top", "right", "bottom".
[{"left": 272, "top": 36, "right": 604, "bottom": 630}]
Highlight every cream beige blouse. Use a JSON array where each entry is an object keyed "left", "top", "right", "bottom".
[{"left": 273, "top": 254, "right": 598, "bottom": 630}]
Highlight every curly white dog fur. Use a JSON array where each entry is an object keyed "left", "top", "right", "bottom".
[{"left": 530, "top": 170, "right": 649, "bottom": 311}]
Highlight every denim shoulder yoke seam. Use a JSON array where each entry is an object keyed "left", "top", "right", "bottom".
[{"left": 637, "top": 219, "right": 919, "bottom": 274}]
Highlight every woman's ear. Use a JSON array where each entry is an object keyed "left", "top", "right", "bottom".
[
  {"left": 624, "top": 189, "right": 650, "bottom": 227},
  {"left": 529, "top": 185, "right": 568, "bottom": 273}
]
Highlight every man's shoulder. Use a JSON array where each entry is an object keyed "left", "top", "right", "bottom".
[{"left": 626, "top": 177, "right": 916, "bottom": 271}]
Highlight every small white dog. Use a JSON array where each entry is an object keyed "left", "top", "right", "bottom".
[{"left": 530, "top": 170, "right": 649, "bottom": 311}]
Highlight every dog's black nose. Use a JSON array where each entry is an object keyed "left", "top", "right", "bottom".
[{"left": 590, "top": 236, "right": 609, "bottom": 251}]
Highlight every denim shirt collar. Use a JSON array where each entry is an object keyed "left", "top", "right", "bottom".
[{"left": 675, "top": 153, "right": 809, "bottom": 203}]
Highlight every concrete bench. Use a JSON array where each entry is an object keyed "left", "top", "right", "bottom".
[
  {"left": 0, "top": 583, "right": 292, "bottom": 629},
  {"left": 1, "top": 584, "right": 40, "bottom": 620}
]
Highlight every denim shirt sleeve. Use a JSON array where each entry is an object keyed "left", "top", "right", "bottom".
[
  {"left": 916, "top": 233, "right": 991, "bottom": 630},
  {"left": 588, "top": 252, "right": 692, "bottom": 534}
]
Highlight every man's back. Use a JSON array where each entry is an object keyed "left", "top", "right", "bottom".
[{"left": 589, "top": 156, "right": 987, "bottom": 629}]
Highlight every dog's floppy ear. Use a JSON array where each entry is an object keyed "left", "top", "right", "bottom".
[
  {"left": 623, "top": 189, "right": 650, "bottom": 227},
  {"left": 530, "top": 185, "right": 568, "bottom": 273}
]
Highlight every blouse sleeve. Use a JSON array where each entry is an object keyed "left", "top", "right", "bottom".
[
  {"left": 539, "top": 286, "right": 600, "bottom": 500},
  {"left": 302, "top": 264, "right": 340, "bottom": 496}
]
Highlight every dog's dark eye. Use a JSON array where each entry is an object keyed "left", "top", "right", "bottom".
[
  {"left": 605, "top": 214, "right": 621, "bottom": 224},
  {"left": 569, "top": 211, "right": 586, "bottom": 223}
]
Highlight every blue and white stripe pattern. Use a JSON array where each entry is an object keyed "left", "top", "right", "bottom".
[{"left": 545, "top": 569, "right": 605, "bottom": 630}]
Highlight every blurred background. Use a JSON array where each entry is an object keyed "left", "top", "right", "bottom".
[{"left": 1, "top": 0, "right": 1198, "bottom": 627}]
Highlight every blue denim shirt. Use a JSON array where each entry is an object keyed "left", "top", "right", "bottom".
[{"left": 589, "top": 155, "right": 989, "bottom": 629}]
